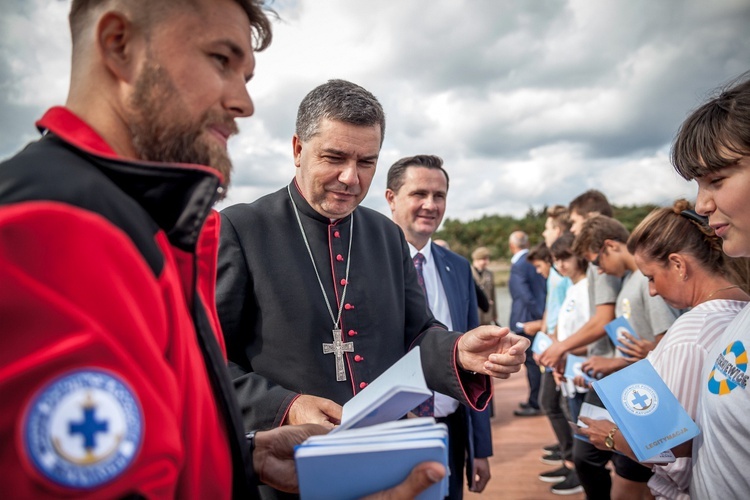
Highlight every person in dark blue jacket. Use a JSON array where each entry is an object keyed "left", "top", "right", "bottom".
[
  {"left": 509, "top": 231, "right": 548, "bottom": 416},
  {"left": 386, "top": 154, "right": 493, "bottom": 499}
]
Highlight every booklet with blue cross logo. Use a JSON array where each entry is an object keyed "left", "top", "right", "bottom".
[
  {"left": 591, "top": 358, "right": 700, "bottom": 462},
  {"left": 531, "top": 331, "right": 553, "bottom": 355},
  {"left": 604, "top": 316, "right": 640, "bottom": 350},
  {"left": 295, "top": 347, "right": 449, "bottom": 500}
]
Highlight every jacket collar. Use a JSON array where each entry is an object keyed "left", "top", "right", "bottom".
[
  {"left": 37, "top": 107, "right": 222, "bottom": 251},
  {"left": 289, "top": 178, "right": 353, "bottom": 226}
]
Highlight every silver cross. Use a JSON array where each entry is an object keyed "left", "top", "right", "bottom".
[{"left": 323, "top": 328, "right": 354, "bottom": 381}]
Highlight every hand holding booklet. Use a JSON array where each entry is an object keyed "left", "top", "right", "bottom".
[
  {"left": 531, "top": 331, "right": 553, "bottom": 355},
  {"left": 572, "top": 402, "right": 676, "bottom": 463},
  {"left": 604, "top": 316, "right": 640, "bottom": 350},
  {"left": 564, "top": 354, "right": 594, "bottom": 383},
  {"left": 294, "top": 347, "right": 449, "bottom": 500},
  {"left": 591, "top": 359, "right": 700, "bottom": 462}
]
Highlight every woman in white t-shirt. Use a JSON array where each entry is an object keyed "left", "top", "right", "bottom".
[{"left": 580, "top": 198, "right": 750, "bottom": 499}]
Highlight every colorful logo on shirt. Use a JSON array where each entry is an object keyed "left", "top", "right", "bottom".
[
  {"left": 707, "top": 341, "right": 749, "bottom": 395},
  {"left": 621, "top": 383, "right": 658, "bottom": 416},
  {"left": 23, "top": 369, "right": 143, "bottom": 489},
  {"left": 621, "top": 299, "right": 631, "bottom": 320}
]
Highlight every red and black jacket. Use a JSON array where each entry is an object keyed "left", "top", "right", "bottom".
[{"left": 0, "top": 107, "right": 255, "bottom": 499}]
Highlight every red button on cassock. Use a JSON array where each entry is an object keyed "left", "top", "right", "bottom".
[
  {"left": 359, "top": 382, "right": 367, "bottom": 389},
  {"left": 340, "top": 279, "right": 347, "bottom": 286},
  {"left": 336, "top": 254, "right": 344, "bottom": 262},
  {"left": 354, "top": 355, "right": 363, "bottom": 362},
  {"left": 344, "top": 303, "right": 354, "bottom": 310},
  {"left": 334, "top": 231, "right": 340, "bottom": 238},
  {"left": 348, "top": 330, "right": 357, "bottom": 337}
]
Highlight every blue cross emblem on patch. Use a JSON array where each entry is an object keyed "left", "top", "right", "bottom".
[{"left": 23, "top": 369, "right": 143, "bottom": 489}]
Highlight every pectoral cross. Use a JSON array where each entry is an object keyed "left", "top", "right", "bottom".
[{"left": 323, "top": 328, "right": 354, "bottom": 381}]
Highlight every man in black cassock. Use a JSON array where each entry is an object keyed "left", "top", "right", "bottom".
[{"left": 216, "top": 79, "right": 528, "bottom": 497}]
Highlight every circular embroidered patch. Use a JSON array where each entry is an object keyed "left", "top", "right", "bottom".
[
  {"left": 23, "top": 369, "right": 143, "bottom": 489},
  {"left": 621, "top": 383, "right": 658, "bottom": 416}
]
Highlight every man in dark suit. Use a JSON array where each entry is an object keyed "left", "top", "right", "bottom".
[
  {"left": 509, "top": 231, "right": 547, "bottom": 417},
  {"left": 386, "top": 154, "right": 493, "bottom": 499}
]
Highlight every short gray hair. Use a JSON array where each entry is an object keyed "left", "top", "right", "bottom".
[{"left": 295, "top": 79, "right": 386, "bottom": 146}]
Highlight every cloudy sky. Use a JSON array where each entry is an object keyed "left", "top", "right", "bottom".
[{"left": 2, "top": 0, "right": 749, "bottom": 220}]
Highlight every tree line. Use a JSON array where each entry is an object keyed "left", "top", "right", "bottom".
[{"left": 436, "top": 203, "right": 660, "bottom": 261}]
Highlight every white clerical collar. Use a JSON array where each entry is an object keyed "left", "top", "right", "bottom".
[
  {"left": 511, "top": 248, "right": 529, "bottom": 264},
  {"left": 407, "top": 239, "right": 433, "bottom": 263}
]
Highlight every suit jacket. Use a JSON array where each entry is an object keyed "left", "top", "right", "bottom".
[
  {"left": 508, "top": 249, "right": 547, "bottom": 333},
  {"left": 431, "top": 243, "right": 493, "bottom": 486}
]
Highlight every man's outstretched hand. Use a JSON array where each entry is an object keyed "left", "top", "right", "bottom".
[{"left": 457, "top": 325, "right": 529, "bottom": 378}]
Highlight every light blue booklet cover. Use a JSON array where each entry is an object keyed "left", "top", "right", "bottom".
[
  {"left": 604, "top": 316, "right": 640, "bottom": 350},
  {"left": 572, "top": 403, "right": 675, "bottom": 463},
  {"left": 531, "top": 331, "right": 553, "bottom": 355},
  {"left": 296, "top": 418, "right": 449, "bottom": 499},
  {"left": 592, "top": 359, "right": 700, "bottom": 462},
  {"left": 564, "top": 354, "right": 594, "bottom": 383}
]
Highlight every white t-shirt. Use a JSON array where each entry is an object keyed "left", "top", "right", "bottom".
[
  {"left": 557, "top": 278, "right": 590, "bottom": 396},
  {"left": 690, "top": 301, "right": 750, "bottom": 499},
  {"left": 646, "top": 299, "right": 747, "bottom": 500}
]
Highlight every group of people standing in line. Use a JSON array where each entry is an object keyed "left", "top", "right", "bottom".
[
  {"left": 1, "top": 0, "right": 749, "bottom": 499},
  {"left": 469, "top": 75, "right": 750, "bottom": 499}
]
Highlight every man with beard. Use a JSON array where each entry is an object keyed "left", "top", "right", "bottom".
[
  {"left": 216, "top": 79, "right": 530, "bottom": 498},
  {"left": 0, "top": 1, "right": 446, "bottom": 498}
]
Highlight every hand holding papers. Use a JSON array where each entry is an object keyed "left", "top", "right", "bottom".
[
  {"left": 591, "top": 359, "right": 699, "bottom": 462},
  {"left": 294, "top": 348, "right": 449, "bottom": 499},
  {"left": 531, "top": 331, "right": 553, "bottom": 355},
  {"left": 605, "top": 316, "right": 640, "bottom": 350},
  {"left": 574, "top": 403, "right": 676, "bottom": 464},
  {"left": 564, "top": 354, "right": 595, "bottom": 384}
]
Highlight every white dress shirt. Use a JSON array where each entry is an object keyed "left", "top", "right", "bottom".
[{"left": 409, "top": 240, "right": 460, "bottom": 417}]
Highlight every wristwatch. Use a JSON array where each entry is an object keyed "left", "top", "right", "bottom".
[
  {"left": 605, "top": 426, "right": 618, "bottom": 450},
  {"left": 246, "top": 430, "right": 258, "bottom": 453}
]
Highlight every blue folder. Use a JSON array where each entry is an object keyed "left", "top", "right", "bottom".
[
  {"left": 531, "top": 331, "right": 553, "bottom": 355},
  {"left": 604, "top": 316, "right": 640, "bottom": 350},
  {"left": 592, "top": 359, "right": 700, "bottom": 461},
  {"left": 564, "top": 354, "right": 594, "bottom": 383}
]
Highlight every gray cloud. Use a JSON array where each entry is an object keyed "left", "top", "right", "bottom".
[{"left": 2, "top": 0, "right": 749, "bottom": 220}]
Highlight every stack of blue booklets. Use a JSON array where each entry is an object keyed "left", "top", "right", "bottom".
[
  {"left": 604, "top": 316, "right": 640, "bottom": 350},
  {"left": 295, "top": 348, "right": 449, "bottom": 499},
  {"left": 591, "top": 358, "right": 700, "bottom": 462}
]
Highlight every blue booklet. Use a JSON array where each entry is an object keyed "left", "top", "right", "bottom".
[
  {"left": 331, "top": 347, "right": 432, "bottom": 433},
  {"left": 531, "top": 331, "right": 553, "bottom": 355},
  {"left": 564, "top": 354, "right": 594, "bottom": 383},
  {"left": 571, "top": 403, "right": 675, "bottom": 463},
  {"left": 592, "top": 359, "right": 700, "bottom": 462},
  {"left": 604, "top": 316, "right": 640, "bottom": 350}
]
